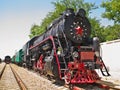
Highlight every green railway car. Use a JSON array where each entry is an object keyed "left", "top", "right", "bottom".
[
  {"left": 15, "top": 49, "right": 23, "bottom": 66},
  {"left": 11, "top": 55, "right": 15, "bottom": 63}
]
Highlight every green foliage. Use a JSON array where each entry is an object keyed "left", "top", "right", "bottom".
[
  {"left": 101, "top": 0, "right": 120, "bottom": 41},
  {"left": 89, "top": 17, "right": 120, "bottom": 42},
  {"left": 90, "top": 18, "right": 106, "bottom": 42},
  {"left": 103, "top": 24, "right": 120, "bottom": 41},
  {"left": 101, "top": 0, "right": 120, "bottom": 23},
  {"left": 29, "top": 24, "right": 44, "bottom": 38}
]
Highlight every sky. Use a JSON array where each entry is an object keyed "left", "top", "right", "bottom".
[{"left": 0, "top": 0, "right": 112, "bottom": 59}]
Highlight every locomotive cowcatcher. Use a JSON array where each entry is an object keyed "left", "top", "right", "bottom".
[{"left": 23, "top": 8, "right": 110, "bottom": 84}]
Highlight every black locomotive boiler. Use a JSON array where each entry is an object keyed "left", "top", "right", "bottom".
[{"left": 23, "top": 8, "right": 110, "bottom": 84}]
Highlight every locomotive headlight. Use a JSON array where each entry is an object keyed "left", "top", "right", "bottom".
[
  {"left": 57, "top": 47, "right": 62, "bottom": 55},
  {"left": 57, "top": 51, "right": 61, "bottom": 55},
  {"left": 72, "top": 51, "right": 79, "bottom": 58}
]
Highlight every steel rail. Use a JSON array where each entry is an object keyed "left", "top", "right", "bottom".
[
  {"left": 10, "top": 64, "right": 28, "bottom": 90},
  {"left": 96, "top": 80, "right": 120, "bottom": 90},
  {"left": 0, "top": 64, "right": 6, "bottom": 79},
  {"left": 72, "top": 81, "right": 120, "bottom": 90}
]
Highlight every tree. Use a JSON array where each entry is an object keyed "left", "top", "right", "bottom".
[
  {"left": 101, "top": 0, "right": 120, "bottom": 41},
  {"left": 101, "top": 0, "right": 120, "bottom": 23},
  {"left": 29, "top": 25, "right": 43, "bottom": 38},
  {"left": 103, "top": 24, "right": 120, "bottom": 41},
  {"left": 90, "top": 18, "right": 106, "bottom": 42}
]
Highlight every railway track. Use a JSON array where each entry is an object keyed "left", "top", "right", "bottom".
[
  {"left": 0, "top": 63, "right": 120, "bottom": 90},
  {"left": 24, "top": 66, "right": 120, "bottom": 90},
  {"left": 9, "top": 64, "right": 69, "bottom": 90},
  {"left": 0, "top": 63, "right": 27, "bottom": 90},
  {"left": 96, "top": 80, "right": 120, "bottom": 90},
  {"left": 30, "top": 69, "right": 120, "bottom": 90}
]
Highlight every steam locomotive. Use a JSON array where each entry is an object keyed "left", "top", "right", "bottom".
[
  {"left": 21, "top": 8, "right": 110, "bottom": 84},
  {"left": 4, "top": 55, "right": 11, "bottom": 64}
]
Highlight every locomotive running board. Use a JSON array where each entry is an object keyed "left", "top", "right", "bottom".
[{"left": 99, "top": 57, "right": 110, "bottom": 76}]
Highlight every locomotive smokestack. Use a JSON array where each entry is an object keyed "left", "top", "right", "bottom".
[{"left": 76, "top": 8, "right": 86, "bottom": 17}]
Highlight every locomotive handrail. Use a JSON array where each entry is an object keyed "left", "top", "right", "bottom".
[{"left": 29, "top": 36, "right": 55, "bottom": 50}]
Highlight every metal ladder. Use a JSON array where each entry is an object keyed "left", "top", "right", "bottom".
[
  {"left": 99, "top": 57, "right": 111, "bottom": 76},
  {"left": 54, "top": 38, "right": 68, "bottom": 78}
]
